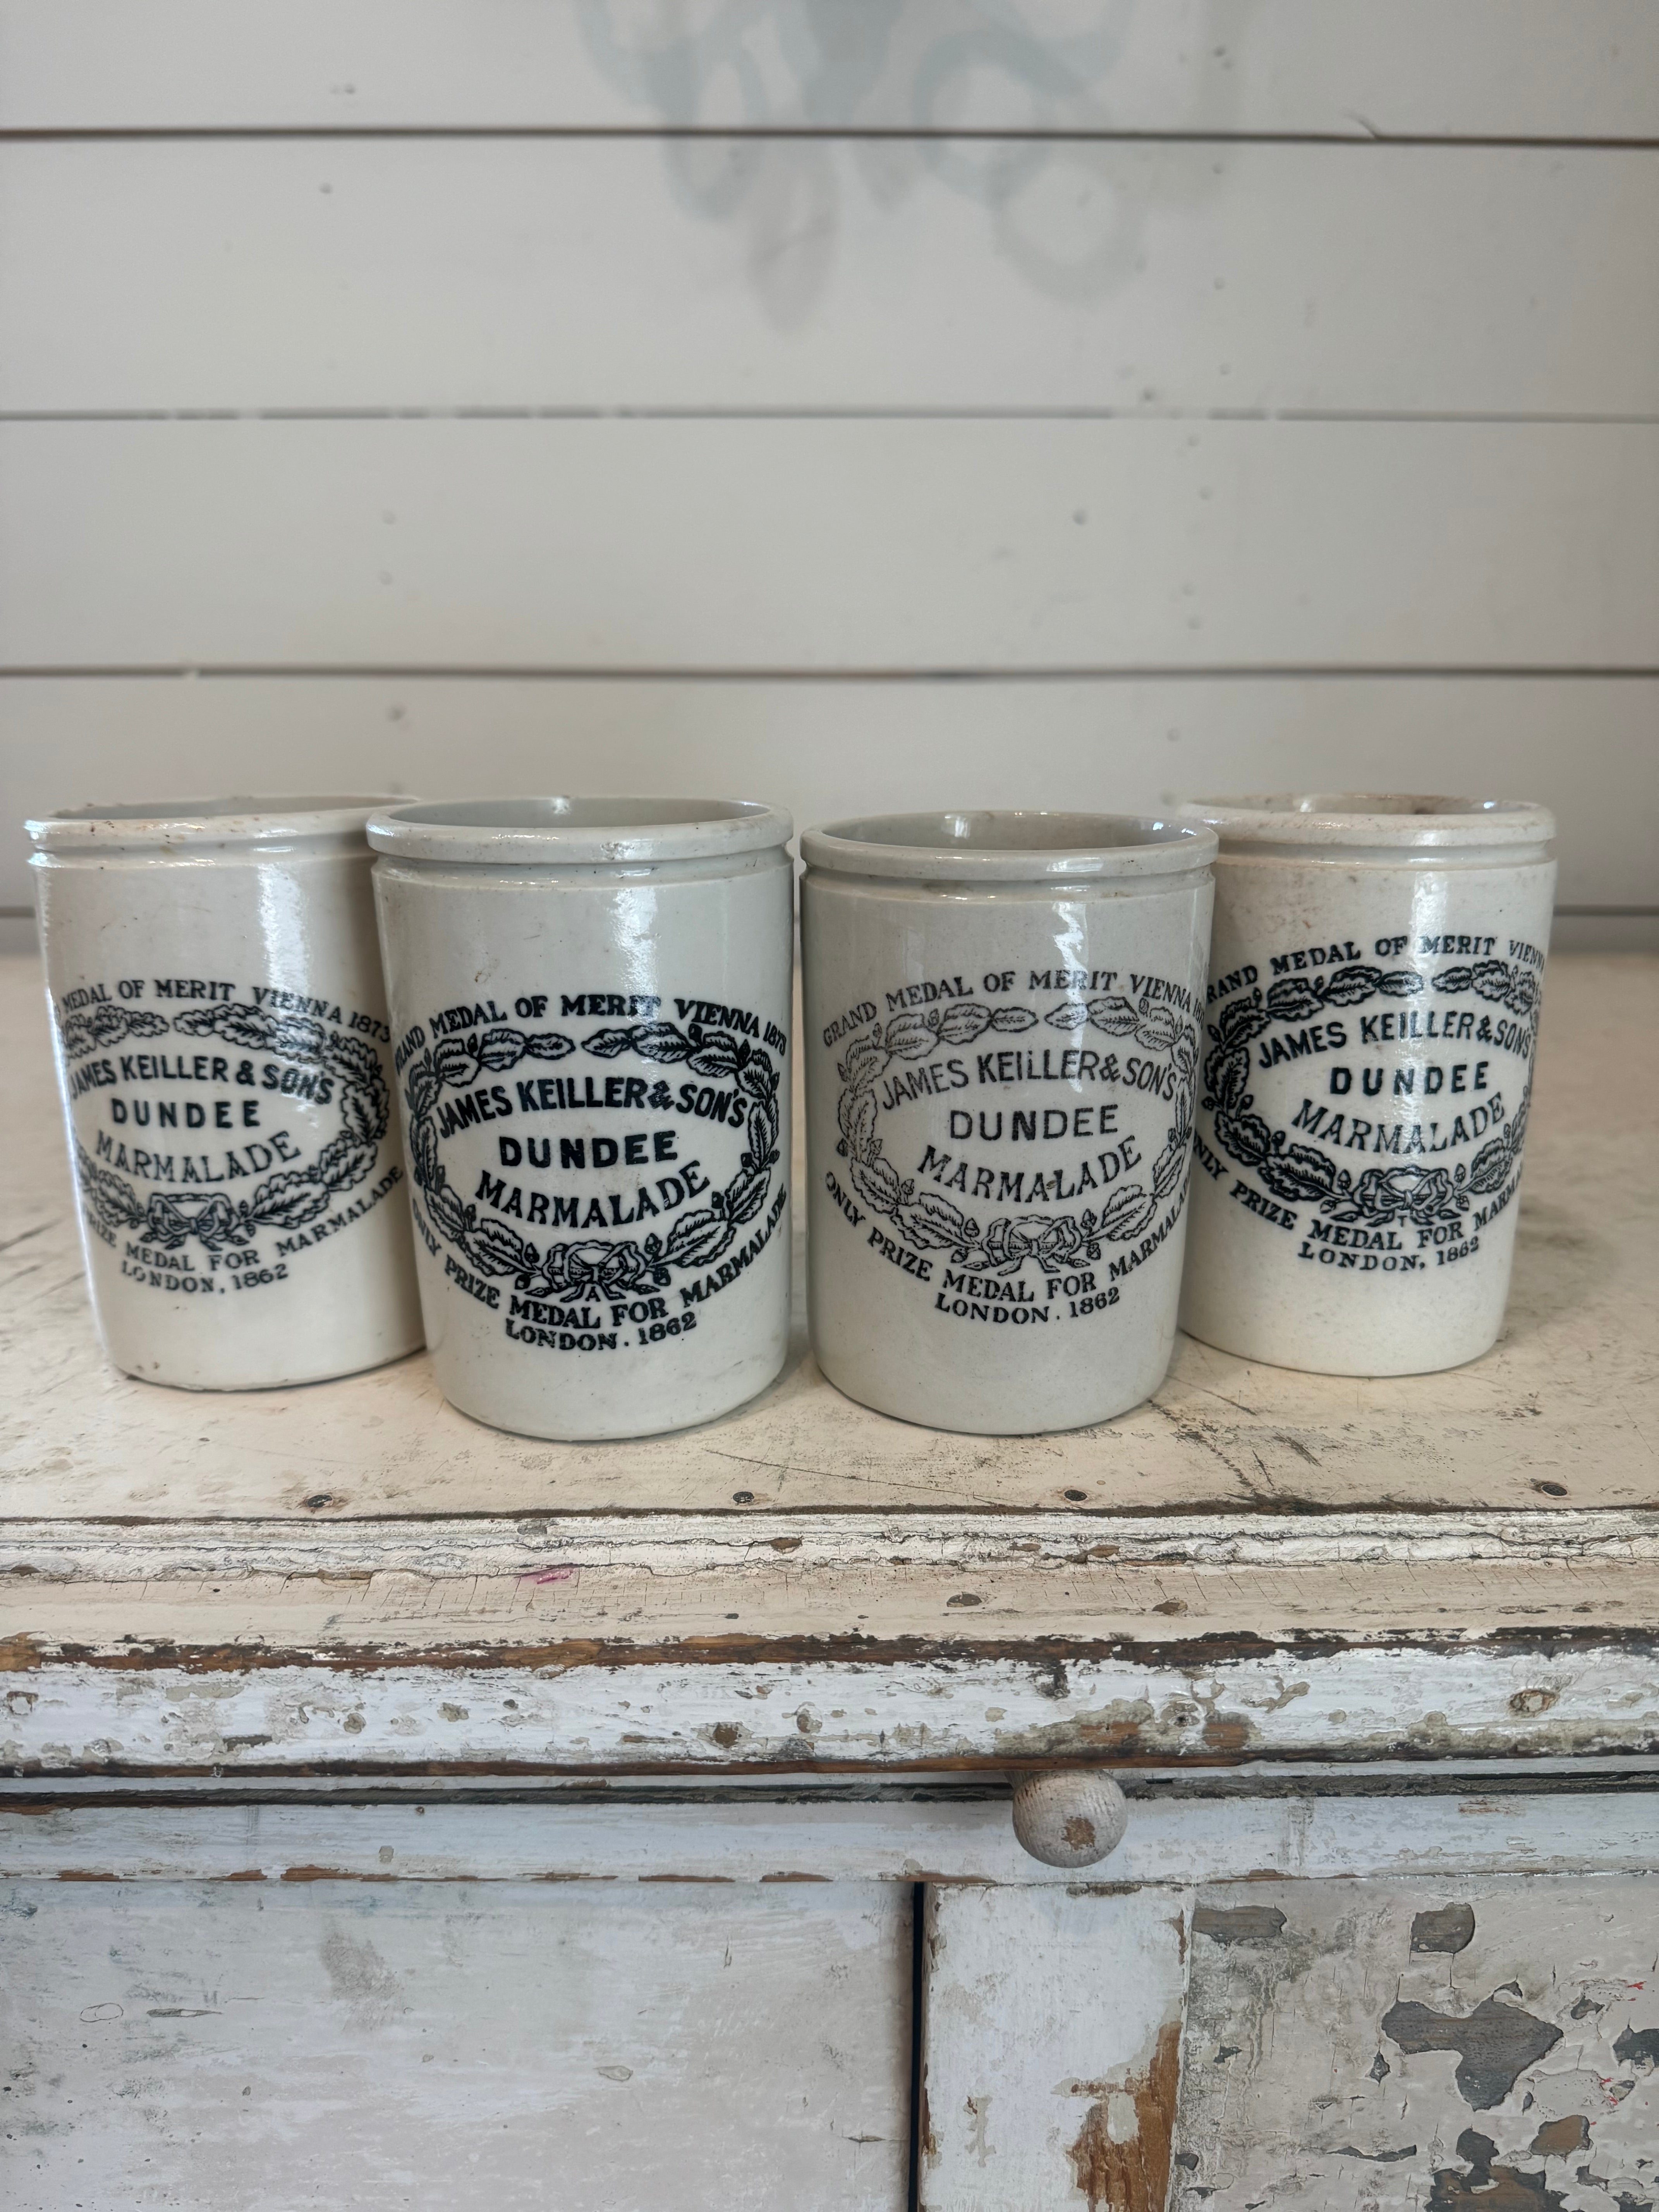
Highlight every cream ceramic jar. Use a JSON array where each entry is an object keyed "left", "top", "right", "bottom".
[
  {"left": 369, "top": 798, "right": 793, "bottom": 1441},
  {"left": 801, "top": 812, "right": 1216, "bottom": 1434},
  {"left": 29, "top": 796, "right": 424, "bottom": 1389},
  {"left": 1175, "top": 795, "right": 1557, "bottom": 1376}
]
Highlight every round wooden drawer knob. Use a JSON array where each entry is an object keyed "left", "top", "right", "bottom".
[{"left": 1011, "top": 1770, "right": 1129, "bottom": 1868}]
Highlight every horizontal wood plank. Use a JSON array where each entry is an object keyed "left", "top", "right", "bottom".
[
  {"left": 0, "top": 1879, "right": 911, "bottom": 2212},
  {"left": 2, "top": 0, "right": 1655, "bottom": 139},
  {"left": 7, "top": 1640, "right": 1658, "bottom": 1771},
  {"left": 5, "top": 141, "right": 1654, "bottom": 416},
  {"left": 2, "top": 673, "right": 1653, "bottom": 913},
  {"left": 9, "top": 1786, "right": 1659, "bottom": 1885},
  {"left": 4, "top": 419, "right": 1656, "bottom": 670}
]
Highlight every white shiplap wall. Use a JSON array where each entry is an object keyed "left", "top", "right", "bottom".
[{"left": 1, "top": 0, "right": 1654, "bottom": 933}]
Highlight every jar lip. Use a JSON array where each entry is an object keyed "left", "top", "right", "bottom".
[
  {"left": 367, "top": 795, "right": 793, "bottom": 866},
  {"left": 1174, "top": 794, "right": 1556, "bottom": 849},
  {"left": 801, "top": 809, "right": 1216, "bottom": 883},
  {"left": 28, "top": 794, "right": 400, "bottom": 850}
]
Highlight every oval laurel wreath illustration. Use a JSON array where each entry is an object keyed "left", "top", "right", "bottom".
[
  {"left": 836, "top": 994, "right": 1199, "bottom": 1278},
  {"left": 404, "top": 1018, "right": 783, "bottom": 1301},
  {"left": 66, "top": 1001, "right": 391, "bottom": 1252},
  {"left": 1200, "top": 957, "right": 1541, "bottom": 1231}
]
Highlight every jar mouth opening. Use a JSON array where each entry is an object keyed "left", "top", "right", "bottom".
[
  {"left": 1188, "top": 792, "right": 1533, "bottom": 819},
  {"left": 1175, "top": 793, "right": 1555, "bottom": 855},
  {"left": 368, "top": 795, "right": 793, "bottom": 866},
  {"left": 803, "top": 809, "right": 1214, "bottom": 882},
  {"left": 28, "top": 795, "right": 401, "bottom": 850}
]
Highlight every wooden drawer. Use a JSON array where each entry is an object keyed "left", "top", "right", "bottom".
[{"left": 5, "top": 1775, "right": 1657, "bottom": 2210}]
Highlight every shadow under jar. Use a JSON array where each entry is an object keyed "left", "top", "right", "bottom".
[
  {"left": 1174, "top": 793, "right": 1557, "bottom": 1376},
  {"left": 369, "top": 797, "right": 794, "bottom": 1441},
  {"left": 801, "top": 811, "right": 1216, "bottom": 1435},
  {"left": 28, "top": 795, "right": 424, "bottom": 1390}
]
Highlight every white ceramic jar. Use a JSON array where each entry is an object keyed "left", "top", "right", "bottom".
[
  {"left": 369, "top": 798, "right": 794, "bottom": 1441},
  {"left": 29, "top": 796, "right": 424, "bottom": 1389},
  {"left": 801, "top": 812, "right": 1216, "bottom": 1434},
  {"left": 1174, "top": 795, "right": 1557, "bottom": 1376}
]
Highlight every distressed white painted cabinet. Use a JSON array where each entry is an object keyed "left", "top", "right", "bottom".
[
  {"left": 2, "top": 2, "right": 1656, "bottom": 2198},
  {"left": 3, "top": 950, "right": 1656, "bottom": 2210}
]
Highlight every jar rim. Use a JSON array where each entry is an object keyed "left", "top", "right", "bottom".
[
  {"left": 801, "top": 809, "right": 1215, "bottom": 883},
  {"left": 367, "top": 795, "right": 793, "bottom": 866},
  {"left": 1174, "top": 794, "right": 1555, "bottom": 850},
  {"left": 28, "top": 794, "right": 400, "bottom": 850}
]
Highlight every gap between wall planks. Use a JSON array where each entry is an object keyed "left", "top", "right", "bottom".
[
  {"left": 4, "top": 419, "right": 1656, "bottom": 672},
  {"left": 3, "top": 141, "right": 1655, "bottom": 418},
  {"left": 2, "top": 1, "right": 1656, "bottom": 140},
  {"left": 1, "top": 674, "right": 1652, "bottom": 916}
]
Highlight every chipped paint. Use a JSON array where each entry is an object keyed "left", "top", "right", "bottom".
[
  {"left": 1382, "top": 1996, "right": 1563, "bottom": 2109},
  {"left": 1172, "top": 1876, "right": 1659, "bottom": 2211},
  {"left": 1067, "top": 2019, "right": 1181, "bottom": 2212}
]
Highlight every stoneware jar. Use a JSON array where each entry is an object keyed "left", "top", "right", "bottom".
[
  {"left": 369, "top": 797, "right": 794, "bottom": 1441},
  {"left": 29, "top": 796, "right": 424, "bottom": 1390},
  {"left": 1174, "top": 794, "right": 1557, "bottom": 1376},
  {"left": 801, "top": 811, "right": 1216, "bottom": 1434}
]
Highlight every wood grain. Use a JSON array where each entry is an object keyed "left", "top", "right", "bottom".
[
  {"left": 5, "top": 419, "right": 1657, "bottom": 672},
  {"left": 922, "top": 1886, "right": 1188, "bottom": 2212},
  {"left": 0, "top": 1877, "right": 912, "bottom": 2211},
  {"left": 9, "top": 1786, "right": 1659, "bottom": 1886},
  {"left": 5, "top": 140, "right": 1654, "bottom": 416},
  {"left": 4, "top": 672, "right": 1653, "bottom": 915},
  {"left": 3, "top": 1, "right": 1655, "bottom": 138}
]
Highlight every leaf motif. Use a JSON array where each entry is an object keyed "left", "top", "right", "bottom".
[
  {"left": 895, "top": 1190, "right": 979, "bottom": 1250},
  {"left": 1263, "top": 976, "right": 1325, "bottom": 1024},
  {"left": 1214, "top": 998, "right": 1271, "bottom": 1050},
  {"left": 723, "top": 1166, "right": 771, "bottom": 1228},
  {"left": 425, "top": 1182, "right": 468, "bottom": 1241},
  {"left": 340, "top": 1084, "right": 383, "bottom": 1146},
  {"left": 883, "top": 1013, "right": 937, "bottom": 1061},
  {"left": 1096, "top": 1184, "right": 1157, "bottom": 1240},
  {"left": 406, "top": 1060, "right": 441, "bottom": 1119},
  {"left": 584, "top": 1025, "right": 647, "bottom": 1060},
  {"left": 665, "top": 1207, "right": 735, "bottom": 1269},
  {"left": 432, "top": 1038, "right": 477, "bottom": 1089},
  {"left": 935, "top": 1001, "right": 995, "bottom": 1045},
  {"left": 311, "top": 1133, "right": 378, "bottom": 1193},
  {"left": 471, "top": 1216, "right": 537, "bottom": 1274},
  {"left": 1084, "top": 996, "right": 1139, "bottom": 1036},
  {"left": 248, "top": 1173, "right": 331, "bottom": 1231},
  {"left": 989, "top": 1006, "right": 1038, "bottom": 1032},
  {"left": 1044, "top": 1001, "right": 1090, "bottom": 1032},
  {"left": 1466, "top": 1135, "right": 1515, "bottom": 1193},
  {"left": 687, "top": 1037, "right": 745, "bottom": 1076},
  {"left": 838, "top": 1036, "right": 891, "bottom": 1092},
  {"left": 1150, "top": 1133, "right": 1188, "bottom": 1198},
  {"left": 1134, "top": 1003, "right": 1179, "bottom": 1051},
  {"left": 476, "top": 1026, "right": 526, "bottom": 1071},
  {"left": 849, "top": 1151, "right": 903, "bottom": 1213},
  {"left": 1317, "top": 965, "right": 1382, "bottom": 1008}
]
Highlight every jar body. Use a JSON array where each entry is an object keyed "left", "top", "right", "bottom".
[
  {"left": 1178, "top": 816, "right": 1556, "bottom": 1376},
  {"left": 803, "top": 863, "right": 1213, "bottom": 1434},
  {"left": 31, "top": 812, "right": 424, "bottom": 1390},
  {"left": 373, "top": 847, "right": 793, "bottom": 1440}
]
